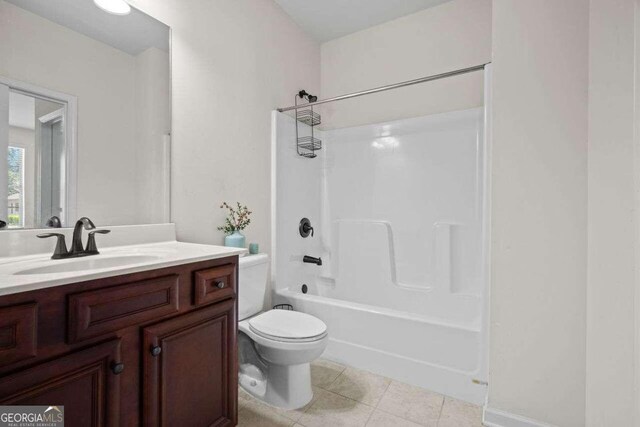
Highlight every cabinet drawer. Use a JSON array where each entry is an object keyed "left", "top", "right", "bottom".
[
  {"left": 193, "top": 264, "right": 236, "bottom": 307},
  {"left": 0, "top": 303, "right": 37, "bottom": 367},
  {"left": 68, "top": 275, "right": 180, "bottom": 343}
]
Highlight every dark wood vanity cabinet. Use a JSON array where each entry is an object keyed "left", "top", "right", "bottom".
[
  {"left": 0, "top": 256, "right": 239, "bottom": 427},
  {"left": 0, "top": 339, "right": 122, "bottom": 427},
  {"left": 143, "top": 299, "right": 235, "bottom": 426}
]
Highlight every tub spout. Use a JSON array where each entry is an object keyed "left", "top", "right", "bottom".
[{"left": 303, "top": 255, "right": 322, "bottom": 266}]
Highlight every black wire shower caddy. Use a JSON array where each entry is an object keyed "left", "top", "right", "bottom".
[{"left": 294, "top": 90, "right": 321, "bottom": 158}]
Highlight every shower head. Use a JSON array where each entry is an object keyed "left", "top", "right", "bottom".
[{"left": 298, "top": 90, "right": 318, "bottom": 103}]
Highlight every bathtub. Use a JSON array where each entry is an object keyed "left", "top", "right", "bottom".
[{"left": 274, "top": 285, "right": 487, "bottom": 405}]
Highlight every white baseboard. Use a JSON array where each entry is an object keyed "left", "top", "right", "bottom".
[{"left": 483, "top": 407, "right": 556, "bottom": 427}]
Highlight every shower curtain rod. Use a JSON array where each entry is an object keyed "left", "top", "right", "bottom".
[{"left": 276, "top": 62, "right": 491, "bottom": 112}]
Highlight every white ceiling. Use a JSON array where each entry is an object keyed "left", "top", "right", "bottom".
[
  {"left": 6, "top": 0, "right": 169, "bottom": 55},
  {"left": 273, "top": 0, "right": 454, "bottom": 43},
  {"left": 9, "top": 92, "right": 35, "bottom": 130}
]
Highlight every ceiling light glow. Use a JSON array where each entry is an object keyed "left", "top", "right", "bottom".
[
  {"left": 371, "top": 137, "right": 400, "bottom": 150},
  {"left": 93, "top": 0, "right": 131, "bottom": 15}
]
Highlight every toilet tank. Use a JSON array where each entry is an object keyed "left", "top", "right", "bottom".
[{"left": 238, "top": 254, "right": 269, "bottom": 321}]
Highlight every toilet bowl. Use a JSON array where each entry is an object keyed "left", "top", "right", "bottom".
[{"left": 238, "top": 254, "right": 328, "bottom": 409}]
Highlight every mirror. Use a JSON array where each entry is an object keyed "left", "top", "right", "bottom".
[{"left": 0, "top": 0, "right": 171, "bottom": 229}]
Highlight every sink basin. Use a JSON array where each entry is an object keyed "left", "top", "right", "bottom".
[{"left": 14, "top": 255, "right": 160, "bottom": 275}]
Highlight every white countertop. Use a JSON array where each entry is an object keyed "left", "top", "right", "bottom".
[{"left": 0, "top": 241, "right": 247, "bottom": 297}]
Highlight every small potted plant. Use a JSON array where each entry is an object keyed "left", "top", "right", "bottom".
[{"left": 217, "top": 202, "right": 252, "bottom": 248}]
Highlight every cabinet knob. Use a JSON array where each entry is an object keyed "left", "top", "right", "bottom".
[
  {"left": 150, "top": 346, "right": 162, "bottom": 357},
  {"left": 215, "top": 281, "right": 225, "bottom": 289},
  {"left": 111, "top": 362, "right": 124, "bottom": 375}
]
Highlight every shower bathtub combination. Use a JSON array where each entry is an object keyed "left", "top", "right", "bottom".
[{"left": 271, "top": 65, "right": 490, "bottom": 405}]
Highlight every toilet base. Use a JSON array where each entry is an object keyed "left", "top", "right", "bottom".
[{"left": 240, "top": 362, "right": 313, "bottom": 410}]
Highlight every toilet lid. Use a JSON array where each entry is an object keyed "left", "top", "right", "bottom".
[{"left": 248, "top": 310, "right": 327, "bottom": 340}]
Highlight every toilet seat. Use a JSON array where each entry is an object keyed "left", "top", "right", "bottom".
[{"left": 247, "top": 310, "right": 327, "bottom": 343}]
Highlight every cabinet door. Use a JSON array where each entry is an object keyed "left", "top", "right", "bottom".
[
  {"left": 0, "top": 339, "right": 122, "bottom": 427},
  {"left": 143, "top": 300, "right": 237, "bottom": 427}
]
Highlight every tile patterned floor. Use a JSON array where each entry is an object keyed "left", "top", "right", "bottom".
[{"left": 238, "top": 359, "right": 483, "bottom": 427}]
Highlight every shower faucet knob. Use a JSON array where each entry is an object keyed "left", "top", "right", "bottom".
[{"left": 299, "top": 218, "right": 314, "bottom": 238}]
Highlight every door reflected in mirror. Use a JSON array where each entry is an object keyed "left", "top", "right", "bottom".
[{"left": 7, "top": 91, "right": 66, "bottom": 229}]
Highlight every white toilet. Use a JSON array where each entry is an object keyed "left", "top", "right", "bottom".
[{"left": 238, "top": 254, "right": 328, "bottom": 409}]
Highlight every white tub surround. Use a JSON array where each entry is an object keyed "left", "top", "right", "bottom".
[
  {"left": 272, "top": 102, "right": 488, "bottom": 405},
  {"left": 0, "top": 223, "right": 246, "bottom": 296}
]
